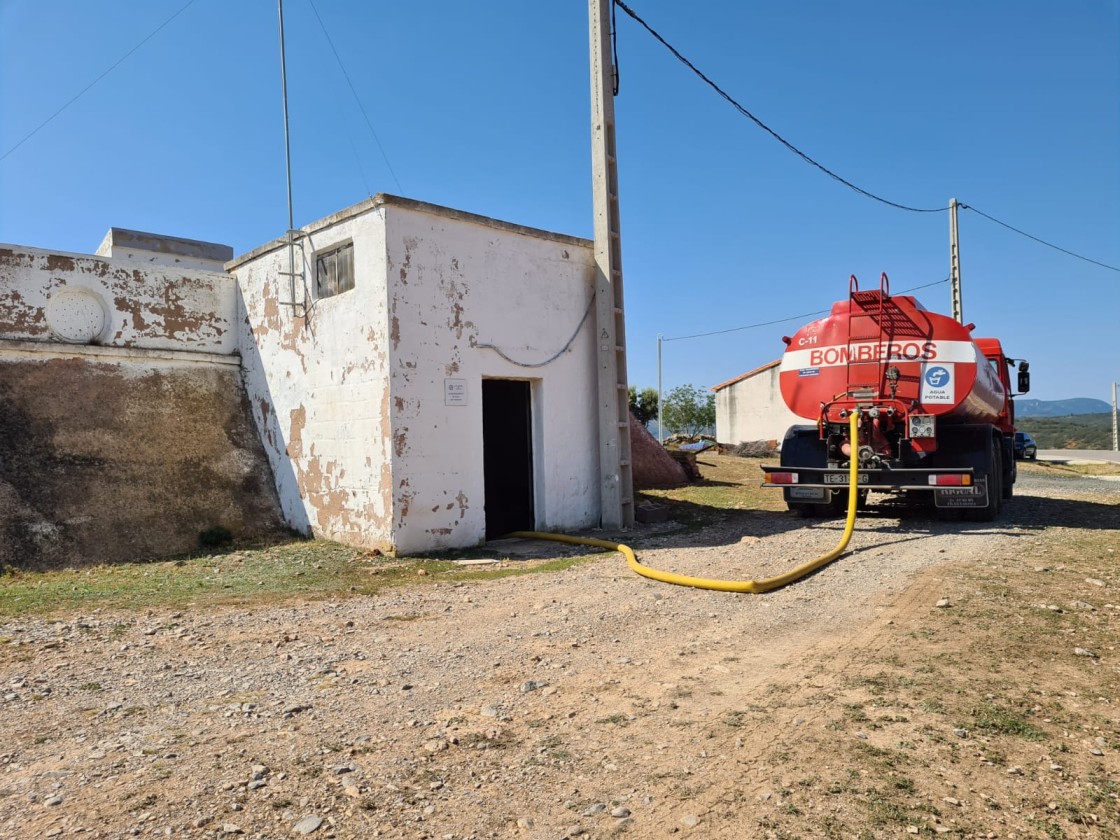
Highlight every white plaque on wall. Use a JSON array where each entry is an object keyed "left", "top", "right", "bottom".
[{"left": 444, "top": 378, "right": 467, "bottom": 406}]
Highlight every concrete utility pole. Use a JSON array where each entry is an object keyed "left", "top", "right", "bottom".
[
  {"left": 657, "top": 334, "right": 664, "bottom": 445},
  {"left": 1112, "top": 381, "right": 1118, "bottom": 452},
  {"left": 589, "top": 0, "right": 634, "bottom": 528},
  {"left": 949, "top": 197, "right": 963, "bottom": 324}
]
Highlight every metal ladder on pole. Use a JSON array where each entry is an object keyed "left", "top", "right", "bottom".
[
  {"left": 604, "top": 127, "right": 634, "bottom": 525},
  {"left": 590, "top": 0, "right": 634, "bottom": 528},
  {"left": 279, "top": 229, "right": 307, "bottom": 312}
]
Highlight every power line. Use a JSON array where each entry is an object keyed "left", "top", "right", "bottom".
[
  {"left": 612, "top": 0, "right": 946, "bottom": 214},
  {"left": 610, "top": 0, "right": 620, "bottom": 95},
  {"left": 345, "top": 134, "right": 374, "bottom": 198},
  {"left": 306, "top": 0, "right": 404, "bottom": 194},
  {"left": 663, "top": 277, "right": 950, "bottom": 342},
  {"left": 0, "top": 0, "right": 198, "bottom": 163},
  {"left": 959, "top": 203, "right": 1120, "bottom": 273},
  {"left": 612, "top": 2, "right": 1117, "bottom": 275}
]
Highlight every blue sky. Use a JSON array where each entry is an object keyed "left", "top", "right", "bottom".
[{"left": 2, "top": 1, "right": 1117, "bottom": 403}]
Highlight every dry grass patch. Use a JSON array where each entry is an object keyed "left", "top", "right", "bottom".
[
  {"left": 745, "top": 528, "right": 1119, "bottom": 839},
  {"left": 0, "top": 539, "right": 599, "bottom": 618}
]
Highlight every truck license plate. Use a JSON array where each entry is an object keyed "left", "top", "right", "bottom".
[{"left": 823, "top": 473, "right": 867, "bottom": 485}]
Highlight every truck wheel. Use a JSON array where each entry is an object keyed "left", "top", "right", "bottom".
[
  {"left": 937, "top": 506, "right": 964, "bottom": 522},
  {"left": 966, "top": 438, "right": 1002, "bottom": 522},
  {"left": 818, "top": 490, "right": 846, "bottom": 518},
  {"left": 1002, "top": 452, "right": 1014, "bottom": 501},
  {"left": 825, "top": 489, "right": 865, "bottom": 517},
  {"left": 788, "top": 499, "right": 835, "bottom": 518},
  {"left": 904, "top": 490, "right": 934, "bottom": 511},
  {"left": 781, "top": 426, "right": 829, "bottom": 516},
  {"left": 991, "top": 440, "right": 1004, "bottom": 517}
]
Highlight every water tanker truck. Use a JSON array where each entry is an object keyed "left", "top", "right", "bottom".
[{"left": 761, "top": 273, "right": 1030, "bottom": 521}]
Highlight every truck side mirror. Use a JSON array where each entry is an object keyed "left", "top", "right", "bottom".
[{"left": 1017, "top": 370, "right": 1030, "bottom": 394}]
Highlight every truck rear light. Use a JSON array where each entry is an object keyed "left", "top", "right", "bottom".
[
  {"left": 769, "top": 472, "right": 798, "bottom": 485},
  {"left": 928, "top": 474, "right": 972, "bottom": 486}
]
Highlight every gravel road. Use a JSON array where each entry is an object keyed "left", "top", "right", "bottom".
[{"left": 1, "top": 469, "right": 1117, "bottom": 839}]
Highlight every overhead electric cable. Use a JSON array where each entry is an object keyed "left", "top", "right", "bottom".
[
  {"left": 612, "top": 0, "right": 946, "bottom": 214},
  {"left": 959, "top": 203, "right": 1120, "bottom": 273},
  {"left": 613, "top": 3, "right": 1115, "bottom": 275},
  {"left": 0, "top": 0, "right": 198, "bottom": 163},
  {"left": 307, "top": 0, "right": 404, "bottom": 194},
  {"left": 610, "top": 0, "right": 620, "bottom": 95},
  {"left": 346, "top": 134, "right": 373, "bottom": 198},
  {"left": 663, "top": 277, "right": 950, "bottom": 342}
]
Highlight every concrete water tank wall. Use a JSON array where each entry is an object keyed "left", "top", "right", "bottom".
[{"left": 0, "top": 238, "right": 285, "bottom": 569}]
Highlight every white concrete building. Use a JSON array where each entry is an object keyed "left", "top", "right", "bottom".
[
  {"left": 228, "top": 195, "right": 601, "bottom": 554},
  {"left": 1, "top": 196, "right": 610, "bottom": 564},
  {"left": 713, "top": 360, "right": 803, "bottom": 446}
]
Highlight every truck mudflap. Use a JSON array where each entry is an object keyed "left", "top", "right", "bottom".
[
  {"left": 933, "top": 480, "right": 990, "bottom": 509},
  {"left": 762, "top": 465, "right": 986, "bottom": 507}
]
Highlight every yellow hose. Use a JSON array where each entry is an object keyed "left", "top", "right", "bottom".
[{"left": 508, "top": 410, "right": 861, "bottom": 594}]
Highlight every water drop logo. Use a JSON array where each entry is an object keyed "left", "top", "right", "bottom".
[{"left": 924, "top": 366, "right": 950, "bottom": 388}]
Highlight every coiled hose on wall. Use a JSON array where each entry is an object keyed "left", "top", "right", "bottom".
[{"left": 508, "top": 410, "right": 861, "bottom": 594}]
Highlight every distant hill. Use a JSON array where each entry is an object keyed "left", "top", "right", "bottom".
[
  {"left": 1017, "top": 413, "right": 1114, "bottom": 450},
  {"left": 1017, "top": 398, "right": 1111, "bottom": 417}
]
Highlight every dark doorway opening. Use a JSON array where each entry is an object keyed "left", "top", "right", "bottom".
[{"left": 482, "top": 379, "right": 535, "bottom": 539}]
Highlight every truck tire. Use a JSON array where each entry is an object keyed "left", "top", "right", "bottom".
[
  {"left": 1005, "top": 435, "right": 1016, "bottom": 500},
  {"left": 816, "top": 489, "right": 849, "bottom": 518},
  {"left": 781, "top": 426, "right": 829, "bottom": 516},
  {"left": 965, "top": 437, "right": 1002, "bottom": 522},
  {"left": 990, "top": 438, "right": 1004, "bottom": 518},
  {"left": 824, "top": 488, "right": 867, "bottom": 517}
]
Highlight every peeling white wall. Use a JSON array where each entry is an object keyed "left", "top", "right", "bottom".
[
  {"left": 0, "top": 245, "right": 235, "bottom": 353},
  {"left": 230, "top": 195, "right": 601, "bottom": 555},
  {"left": 232, "top": 212, "right": 395, "bottom": 550},
  {"left": 715, "top": 362, "right": 804, "bottom": 445},
  {"left": 385, "top": 204, "right": 599, "bottom": 553},
  {"left": 3, "top": 195, "right": 604, "bottom": 557}
]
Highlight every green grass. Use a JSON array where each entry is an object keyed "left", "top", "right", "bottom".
[
  {"left": 966, "top": 701, "right": 1045, "bottom": 741},
  {"left": 638, "top": 454, "right": 785, "bottom": 528},
  {"left": 0, "top": 539, "right": 601, "bottom": 619},
  {"left": 0, "top": 453, "right": 777, "bottom": 619},
  {"left": 596, "top": 714, "right": 630, "bottom": 726}
]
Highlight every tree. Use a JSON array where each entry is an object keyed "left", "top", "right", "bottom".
[
  {"left": 661, "top": 384, "right": 715, "bottom": 437},
  {"left": 628, "top": 386, "right": 659, "bottom": 428}
]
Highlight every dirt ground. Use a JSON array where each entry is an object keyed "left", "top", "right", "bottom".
[{"left": 1, "top": 459, "right": 1118, "bottom": 839}]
